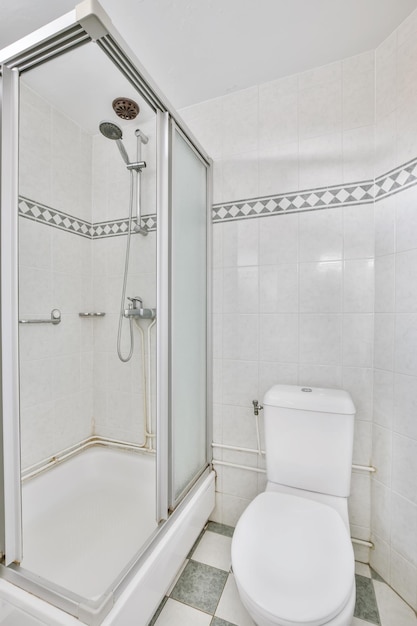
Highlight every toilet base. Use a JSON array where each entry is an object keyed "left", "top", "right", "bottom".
[{"left": 236, "top": 577, "right": 356, "bottom": 626}]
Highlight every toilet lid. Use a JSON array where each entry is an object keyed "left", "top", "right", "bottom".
[{"left": 231, "top": 492, "right": 354, "bottom": 626}]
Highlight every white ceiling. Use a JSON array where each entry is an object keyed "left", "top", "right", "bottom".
[{"left": 1, "top": 0, "right": 417, "bottom": 111}]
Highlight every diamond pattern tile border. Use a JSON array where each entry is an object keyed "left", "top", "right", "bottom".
[
  {"left": 18, "top": 156, "right": 417, "bottom": 235},
  {"left": 213, "top": 156, "right": 417, "bottom": 223},
  {"left": 18, "top": 196, "right": 157, "bottom": 239}
]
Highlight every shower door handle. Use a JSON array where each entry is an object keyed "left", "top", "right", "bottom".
[{"left": 19, "top": 308, "right": 61, "bottom": 325}]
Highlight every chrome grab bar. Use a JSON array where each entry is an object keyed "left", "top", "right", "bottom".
[{"left": 19, "top": 308, "right": 61, "bottom": 325}]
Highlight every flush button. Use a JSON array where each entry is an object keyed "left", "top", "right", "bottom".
[{"left": 301, "top": 387, "right": 312, "bottom": 392}]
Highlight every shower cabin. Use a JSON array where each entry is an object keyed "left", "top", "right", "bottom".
[{"left": 0, "top": 1, "right": 214, "bottom": 624}]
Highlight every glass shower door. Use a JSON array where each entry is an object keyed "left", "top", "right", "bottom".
[{"left": 169, "top": 126, "right": 209, "bottom": 508}]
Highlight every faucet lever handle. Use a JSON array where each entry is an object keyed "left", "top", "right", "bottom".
[{"left": 127, "top": 296, "right": 143, "bottom": 309}]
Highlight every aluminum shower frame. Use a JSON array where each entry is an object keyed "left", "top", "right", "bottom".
[{"left": 0, "top": 0, "right": 213, "bottom": 622}]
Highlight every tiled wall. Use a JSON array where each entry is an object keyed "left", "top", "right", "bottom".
[
  {"left": 18, "top": 82, "right": 157, "bottom": 466},
  {"left": 19, "top": 83, "right": 93, "bottom": 468},
  {"left": 181, "top": 8, "right": 417, "bottom": 610},
  {"left": 91, "top": 117, "right": 157, "bottom": 444},
  {"left": 371, "top": 11, "right": 417, "bottom": 611},
  {"left": 181, "top": 50, "right": 376, "bottom": 564}
]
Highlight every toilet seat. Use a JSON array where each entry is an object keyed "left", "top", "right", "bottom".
[{"left": 231, "top": 491, "right": 355, "bottom": 626}]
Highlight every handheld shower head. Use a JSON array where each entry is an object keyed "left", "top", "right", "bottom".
[
  {"left": 99, "top": 120, "right": 123, "bottom": 140},
  {"left": 99, "top": 120, "right": 130, "bottom": 165}
]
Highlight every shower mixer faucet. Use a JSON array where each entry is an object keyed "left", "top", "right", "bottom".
[
  {"left": 124, "top": 296, "right": 156, "bottom": 320},
  {"left": 127, "top": 296, "right": 143, "bottom": 309}
]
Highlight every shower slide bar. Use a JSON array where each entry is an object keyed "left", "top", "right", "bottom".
[{"left": 19, "top": 308, "right": 61, "bottom": 325}]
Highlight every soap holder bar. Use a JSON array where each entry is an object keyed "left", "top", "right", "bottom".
[{"left": 79, "top": 312, "right": 106, "bottom": 318}]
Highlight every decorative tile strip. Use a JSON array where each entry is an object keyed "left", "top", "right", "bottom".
[
  {"left": 19, "top": 197, "right": 92, "bottom": 238},
  {"left": 92, "top": 214, "right": 157, "bottom": 238},
  {"left": 18, "top": 155, "right": 417, "bottom": 231},
  {"left": 213, "top": 156, "right": 417, "bottom": 223},
  {"left": 374, "top": 157, "right": 417, "bottom": 199},
  {"left": 18, "top": 196, "right": 157, "bottom": 238}
]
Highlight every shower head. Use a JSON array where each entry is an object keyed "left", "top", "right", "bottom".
[
  {"left": 99, "top": 120, "right": 130, "bottom": 165},
  {"left": 99, "top": 120, "right": 123, "bottom": 140}
]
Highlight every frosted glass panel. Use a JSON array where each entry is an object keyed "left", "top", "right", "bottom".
[{"left": 171, "top": 130, "right": 207, "bottom": 503}]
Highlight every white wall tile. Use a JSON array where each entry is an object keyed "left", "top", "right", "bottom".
[
  {"left": 221, "top": 86, "right": 258, "bottom": 158},
  {"left": 298, "top": 78, "right": 342, "bottom": 139},
  {"left": 222, "top": 360, "right": 258, "bottom": 407},
  {"left": 221, "top": 405, "right": 259, "bottom": 450},
  {"left": 343, "top": 204, "right": 374, "bottom": 260},
  {"left": 372, "top": 424, "right": 392, "bottom": 487},
  {"left": 299, "top": 208, "right": 343, "bottom": 262},
  {"left": 370, "top": 534, "right": 391, "bottom": 584},
  {"left": 223, "top": 267, "right": 259, "bottom": 314},
  {"left": 375, "top": 255, "right": 395, "bottom": 313},
  {"left": 349, "top": 472, "right": 371, "bottom": 528},
  {"left": 390, "top": 550, "right": 417, "bottom": 611},
  {"left": 259, "top": 213, "right": 299, "bottom": 265},
  {"left": 342, "top": 367, "right": 373, "bottom": 421},
  {"left": 221, "top": 152, "right": 259, "bottom": 203},
  {"left": 392, "top": 434, "right": 417, "bottom": 504},
  {"left": 343, "top": 259, "right": 374, "bottom": 313},
  {"left": 299, "top": 132, "right": 343, "bottom": 189},
  {"left": 394, "top": 373, "right": 417, "bottom": 439},
  {"left": 395, "top": 313, "right": 417, "bottom": 376},
  {"left": 375, "top": 110, "right": 397, "bottom": 175},
  {"left": 222, "top": 219, "right": 259, "bottom": 267},
  {"left": 396, "top": 186, "right": 417, "bottom": 253},
  {"left": 222, "top": 314, "right": 259, "bottom": 361},
  {"left": 342, "top": 314, "right": 373, "bottom": 367},
  {"left": 374, "top": 314, "right": 395, "bottom": 371},
  {"left": 375, "top": 31, "right": 397, "bottom": 120},
  {"left": 258, "top": 362, "right": 298, "bottom": 400},
  {"left": 259, "top": 75, "right": 298, "bottom": 148},
  {"left": 19, "top": 267, "right": 53, "bottom": 317},
  {"left": 342, "top": 51, "right": 375, "bottom": 130},
  {"left": 258, "top": 141, "right": 299, "bottom": 196},
  {"left": 19, "top": 219, "right": 52, "bottom": 271},
  {"left": 371, "top": 479, "right": 391, "bottom": 542},
  {"left": 259, "top": 314, "right": 299, "bottom": 362},
  {"left": 299, "top": 314, "right": 341, "bottom": 365},
  {"left": 298, "top": 364, "right": 342, "bottom": 389},
  {"left": 396, "top": 92, "right": 417, "bottom": 165},
  {"left": 373, "top": 369, "right": 394, "bottom": 429},
  {"left": 375, "top": 196, "right": 396, "bottom": 257},
  {"left": 299, "top": 261, "right": 342, "bottom": 313},
  {"left": 342, "top": 125, "right": 375, "bottom": 183},
  {"left": 396, "top": 249, "right": 417, "bottom": 312},
  {"left": 259, "top": 264, "right": 298, "bottom": 313},
  {"left": 396, "top": 34, "right": 417, "bottom": 109},
  {"left": 181, "top": 97, "right": 223, "bottom": 160},
  {"left": 353, "top": 419, "right": 372, "bottom": 465},
  {"left": 390, "top": 493, "right": 417, "bottom": 567}
]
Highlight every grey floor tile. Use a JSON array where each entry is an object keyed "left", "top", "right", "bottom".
[
  {"left": 148, "top": 596, "right": 168, "bottom": 625},
  {"left": 354, "top": 574, "right": 380, "bottom": 625},
  {"left": 211, "top": 617, "right": 238, "bottom": 626},
  {"left": 207, "top": 521, "right": 234, "bottom": 538},
  {"left": 170, "top": 559, "right": 228, "bottom": 614}
]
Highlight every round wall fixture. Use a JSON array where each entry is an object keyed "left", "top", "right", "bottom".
[{"left": 112, "top": 97, "right": 140, "bottom": 120}]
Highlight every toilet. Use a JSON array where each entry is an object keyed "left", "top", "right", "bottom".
[{"left": 231, "top": 385, "right": 356, "bottom": 626}]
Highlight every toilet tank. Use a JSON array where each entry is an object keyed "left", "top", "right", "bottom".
[{"left": 263, "top": 385, "right": 356, "bottom": 498}]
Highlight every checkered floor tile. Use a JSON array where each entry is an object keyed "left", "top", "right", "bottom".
[{"left": 149, "top": 522, "right": 417, "bottom": 626}]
